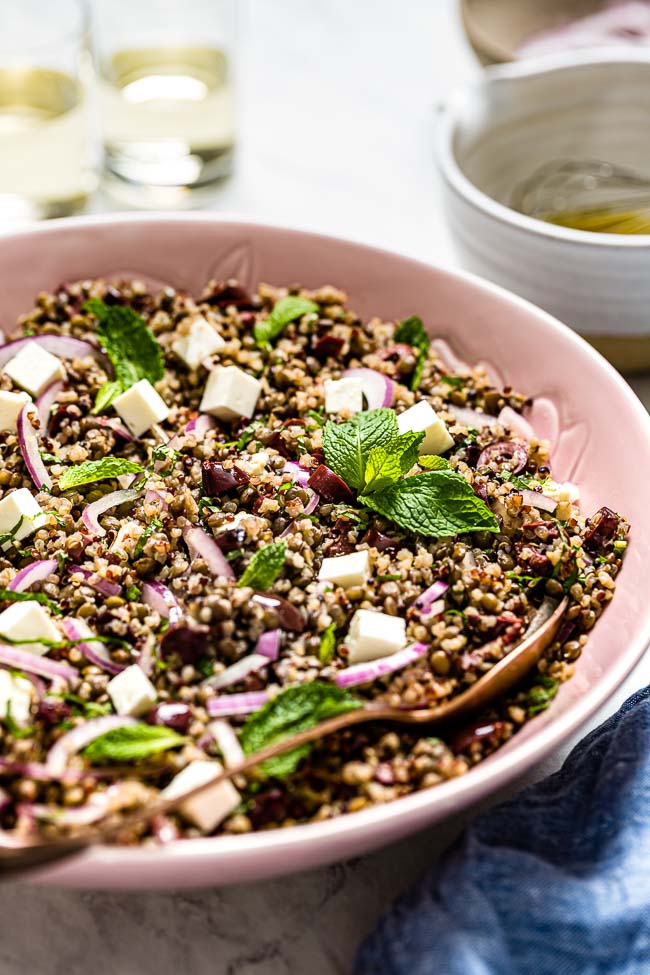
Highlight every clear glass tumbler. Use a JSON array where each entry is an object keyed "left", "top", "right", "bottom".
[
  {"left": 90, "top": 0, "right": 237, "bottom": 207},
  {"left": 0, "top": 0, "right": 96, "bottom": 223}
]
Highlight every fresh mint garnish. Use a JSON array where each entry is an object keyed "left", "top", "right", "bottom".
[
  {"left": 322, "top": 408, "right": 398, "bottom": 492},
  {"left": 240, "top": 681, "right": 361, "bottom": 778},
  {"left": 133, "top": 517, "right": 163, "bottom": 560},
  {"left": 58, "top": 458, "right": 145, "bottom": 491},
  {"left": 254, "top": 296, "right": 319, "bottom": 348},
  {"left": 83, "top": 723, "right": 187, "bottom": 764},
  {"left": 318, "top": 623, "right": 337, "bottom": 664},
  {"left": 440, "top": 375, "right": 464, "bottom": 389},
  {"left": 525, "top": 675, "right": 559, "bottom": 717},
  {"left": 394, "top": 315, "right": 430, "bottom": 391},
  {"left": 84, "top": 298, "right": 165, "bottom": 413},
  {"left": 235, "top": 420, "right": 263, "bottom": 450},
  {"left": 0, "top": 588, "right": 61, "bottom": 615},
  {"left": 238, "top": 541, "right": 287, "bottom": 589},
  {"left": 419, "top": 455, "right": 451, "bottom": 471},
  {"left": 361, "top": 432, "right": 424, "bottom": 495}
]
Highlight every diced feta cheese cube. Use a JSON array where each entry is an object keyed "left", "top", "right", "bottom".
[
  {"left": 110, "top": 520, "right": 145, "bottom": 559},
  {"left": 397, "top": 401, "right": 454, "bottom": 455},
  {"left": 346, "top": 608, "right": 407, "bottom": 664},
  {"left": 319, "top": 551, "right": 370, "bottom": 588},
  {"left": 113, "top": 379, "right": 170, "bottom": 437},
  {"left": 0, "top": 670, "right": 33, "bottom": 728},
  {"left": 0, "top": 601, "right": 62, "bottom": 657},
  {"left": 162, "top": 759, "right": 240, "bottom": 832},
  {"left": 324, "top": 377, "right": 364, "bottom": 416},
  {"left": 172, "top": 317, "right": 226, "bottom": 370},
  {"left": 0, "top": 391, "right": 31, "bottom": 432},
  {"left": 3, "top": 344, "right": 66, "bottom": 398},
  {"left": 200, "top": 365, "right": 261, "bottom": 422},
  {"left": 237, "top": 451, "right": 269, "bottom": 477},
  {"left": 0, "top": 488, "right": 46, "bottom": 551},
  {"left": 107, "top": 664, "right": 157, "bottom": 717}
]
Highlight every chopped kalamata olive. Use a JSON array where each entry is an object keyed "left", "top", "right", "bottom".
[
  {"left": 312, "top": 334, "right": 345, "bottom": 360},
  {"left": 450, "top": 720, "right": 505, "bottom": 754},
  {"left": 103, "top": 285, "right": 124, "bottom": 306},
  {"left": 584, "top": 506, "right": 620, "bottom": 551},
  {"left": 308, "top": 464, "right": 353, "bottom": 503},
  {"left": 251, "top": 592, "right": 305, "bottom": 632},
  {"left": 201, "top": 279, "right": 253, "bottom": 308},
  {"left": 363, "top": 526, "right": 399, "bottom": 552},
  {"left": 160, "top": 625, "right": 211, "bottom": 664},
  {"left": 148, "top": 701, "right": 193, "bottom": 734},
  {"left": 325, "top": 519, "right": 356, "bottom": 556},
  {"left": 202, "top": 461, "right": 250, "bottom": 496},
  {"left": 216, "top": 526, "right": 246, "bottom": 553},
  {"left": 37, "top": 697, "right": 72, "bottom": 726},
  {"left": 376, "top": 343, "right": 417, "bottom": 376},
  {"left": 477, "top": 441, "right": 528, "bottom": 474},
  {"left": 266, "top": 431, "right": 291, "bottom": 458}
]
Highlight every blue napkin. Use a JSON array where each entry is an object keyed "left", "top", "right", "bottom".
[{"left": 355, "top": 685, "right": 650, "bottom": 975}]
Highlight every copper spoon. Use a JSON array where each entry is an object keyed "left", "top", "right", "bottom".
[{"left": 0, "top": 597, "right": 567, "bottom": 877}]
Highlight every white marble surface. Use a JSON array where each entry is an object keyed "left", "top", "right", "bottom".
[{"left": 1, "top": 2, "right": 649, "bottom": 972}]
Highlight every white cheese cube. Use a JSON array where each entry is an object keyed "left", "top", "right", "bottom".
[
  {"left": 172, "top": 317, "right": 226, "bottom": 370},
  {"left": 0, "top": 670, "right": 33, "bottom": 728},
  {"left": 113, "top": 379, "right": 170, "bottom": 437},
  {"left": 397, "top": 401, "right": 454, "bottom": 455},
  {"left": 162, "top": 759, "right": 240, "bottom": 832},
  {"left": 4, "top": 344, "right": 66, "bottom": 397},
  {"left": 0, "top": 488, "right": 46, "bottom": 551},
  {"left": 107, "top": 664, "right": 157, "bottom": 717},
  {"left": 0, "top": 601, "right": 61, "bottom": 657},
  {"left": 237, "top": 451, "right": 269, "bottom": 477},
  {"left": 110, "top": 520, "right": 145, "bottom": 559},
  {"left": 319, "top": 551, "right": 370, "bottom": 588},
  {"left": 0, "top": 391, "right": 31, "bottom": 432},
  {"left": 200, "top": 365, "right": 261, "bottom": 422},
  {"left": 324, "top": 377, "right": 364, "bottom": 416},
  {"left": 346, "top": 608, "right": 407, "bottom": 664}
]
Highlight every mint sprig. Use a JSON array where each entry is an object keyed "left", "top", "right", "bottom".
[
  {"left": 84, "top": 298, "right": 165, "bottom": 413},
  {"left": 58, "top": 458, "right": 145, "bottom": 491},
  {"left": 238, "top": 541, "right": 287, "bottom": 589},
  {"left": 362, "top": 431, "right": 424, "bottom": 495},
  {"left": 254, "top": 296, "right": 319, "bottom": 348},
  {"left": 83, "top": 724, "right": 187, "bottom": 764},
  {"left": 322, "top": 408, "right": 398, "bottom": 492},
  {"left": 394, "top": 315, "right": 430, "bottom": 391}
]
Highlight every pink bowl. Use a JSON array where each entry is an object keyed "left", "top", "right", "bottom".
[{"left": 5, "top": 213, "right": 649, "bottom": 889}]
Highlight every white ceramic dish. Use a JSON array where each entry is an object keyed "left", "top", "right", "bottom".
[{"left": 437, "top": 50, "right": 650, "bottom": 367}]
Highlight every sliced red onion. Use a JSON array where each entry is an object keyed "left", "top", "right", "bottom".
[
  {"left": 204, "top": 653, "right": 270, "bottom": 691},
  {"left": 206, "top": 690, "right": 269, "bottom": 717},
  {"left": 0, "top": 644, "right": 77, "bottom": 682},
  {"left": 251, "top": 592, "right": 305, "bottom": 632},
  {"left": 498, "top": 406, "right": 535, "bottom": 442},
  {"left": 477, "top": 441, "right": 528, "bottom": 474},
  {"left": 142, "top": 581, "right": 183, "bottom": 626},
  {"left": 17, "top": 404, "right": 51, "bottom": 491},
  {"left": 68, "top": 564, "right": 122, "bottom": 598},
  {"left": 343, "top": 367, "right": 394, "bottom": 409},
  {"left": 0, "top": 335, "right": 107, "bottom": 370},
  {"left": 303, "top": 490, "right": 319, "bottom": 516},
  {"left": 46, "top": 714, "right": 138, "bottom": 776},
  {"left": 413, "top": 580, "right": 449, "bottom": 612},
  {"left": 152, "top": 814, "right": 180, "bottom": 844},
  {"left": 335, "top": 641, "right": 429, "bottom": 688},
  {"left": 282, "top": 461, "right": 311, "bottom": 487},
  {"left": 0, "top": 758, "right": 76, "bottom": 781},
  {"left": 520, "top": 490, "right": 558, "bottom": 514},
  {"left": 25, "top": 798, "right": 111, "bottom": 827},
  {"left": 255, "top": 628, "right": 282, "bottom": 661},
  {"left": 35, "top": 380, "right": 65, "bottom": 437},
  {"left": 557, "top": 620, "right": 576, "bottom": 645},
  {"left": 82, "top": 488, "right": 141, "bottom": 536},
  {"left": 446, "top": 404, "right": 499, "bottom": 430},
  {"left": 0, "top": 787, "right": 10, "bottom": 812},
  {"left": 144, "top": 488, "right": 170, "bottom": 510},
  {"left": 186, "top": 414, "right": 217, "bottom": 437},
  {"left": 60, "top": 618, "right": 126, "bottom": 676},
  {"left": 23, "top": 671, "right": 46, "bottom": 700},
  {"left": 8, "top": 559, "right": 58, "bottom": 592},
  {"left": 92, "top": 416, "right": 135, "bottom": 442},
  {"left": 208, "top": 719, "right": 245, "bottom": 768},
  {"left": 182, "top": 524, "right": 235, "bottom": 580}
]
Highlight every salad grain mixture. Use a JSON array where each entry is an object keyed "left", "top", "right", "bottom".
[{"left": 0, "top": 276, "right": 628, "bottom": 843}]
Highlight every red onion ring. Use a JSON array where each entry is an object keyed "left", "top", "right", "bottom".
[
  {"left": 82, "top": 488, "right": 141, "bottom": 536},
  {"left": 520, "top": 489, "right": 558, "bottom": 514},
  {"left": 182, "top": 524, "right": 235, "bottom": 580},
  {"left": 60, "top": 618, "right": 126, "bottom": 676},
  {"left": 68, "top": 565, "right": 122, "bottom": 598},
  {"left": 255, "top": 629, "right": 282, "bottom": 661},
  {"left": 204, "top": 653, "right": 269, "bottom": 691},
  {"left": 208, "top": 719, "right": 245, "bottom": 768},
  {"left": 343, "top": 367, "right": 393, "bottom": 408},
  {"left": 446, "top": 404, "right": 499, "bottom": 430},
  {"left": 206, "top": 690, "right": 269, "bottom": 717},
  {"left": 144, "top": 488, "right": 170, "bottom": 510},
  {"left": 0, "top": 645, "right": 77, "bottom": 682},
  {"left": 282, "top": 461, "right": 311, "bottom": 487},
  {"left": 0, "top": 335, "right": 108, "bottom": 370},
  {"left": 17, "top": 404, "right": 51, "bottom": 491},
  {"left": 35, "top": 380, "right": 65, "bottom": 438},
  {"left": 46, "top": 714, "right": 138, "bottom": 776},
  {"left": 413, "top": 579, "right": 449, "bottom": 612},
  {"left": 498, "top": 406, "right": 535, "bottom": 442},
  {"left": 92, "top": 416, "right": 135, "bottom": 442},
  {"left": 186, "top": 414, "right": 217, "bottom": 437},
  {"left": 7, "top": 559, "right": 58, "bottom": 592},
  {"left": 335, "top": 642, "right": 429, "bottom": 688},
  {"left": 142, "top": 581, "right": 183, "bottom": 627},
  {"left": 477, "top": 441, "right": 528, "bottom": 474}
]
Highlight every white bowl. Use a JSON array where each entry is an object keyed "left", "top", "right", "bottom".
[{"left": 437, "top": 50, "right": 650, "bottom": 370}]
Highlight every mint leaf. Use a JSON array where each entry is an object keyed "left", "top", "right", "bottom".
[
  {"left": 525, "top": 675, "right": 559, "bottom": 717},
  {"left": 0, "top": 588, "right": 61, "bottom": 615},
  {"left": 362, "top": 432, "right": 424, "bottom": 495},
  {"left": 419, "top": 455, "right": 451, "bottom": 471},
  {"left": 84, "top": 298, "right": 165, "bottom": 413},
  {"left": 133, "top": 516, "right": 163, "bottom": 560},
  {"left": 240, "top": 681, "right": 361, "bottom": 777},
  {"left": 318, "top": 623, "right": 337, "bottom": 664},
  {"left": 362, "top": 470, "right": 499, "bottom": 538},
  {"left": 83, "top": 724, "right": 187, "bottom": 764},
  {"left": 394, "top": 315, "right": 429, "bottom": 391},
  {"left": 323, "top": 408, "right": 398, "bottom": 491},
  {"left": 238, "top": 541, "right": 286, "bottom": 589},
  {"left": 59, "top": 458, "right": 145, "bottom": 491},
  {"left": 254, "top": 296, "right": 319, "bottom": 347}
]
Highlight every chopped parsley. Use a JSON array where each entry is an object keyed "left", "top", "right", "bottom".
[
  {"left": 525, "top": 675, "right": 560, "bottom": 717},
  {"left": 318, "top": 623, "right": 337, "bottom": 664},
  {"left": 0, "top": 588, "right": 62, "bottom": 615},
  {"left": 393, "top": 315, "right": 430, "bottom": 390},
  {"left": 133, "top": 517, "right": 163, "bottom": 560}
]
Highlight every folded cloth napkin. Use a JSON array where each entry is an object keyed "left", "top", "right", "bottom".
[{"left": 355, "top": 685, "right": 650, "bottom": 975}]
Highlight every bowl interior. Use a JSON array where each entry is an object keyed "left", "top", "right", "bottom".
[
  {"left": 453, "top": 59, "right": 650, "bottom": 216},
  {"left": 2, "top": 215, "right": 649, "bottom": 887}
]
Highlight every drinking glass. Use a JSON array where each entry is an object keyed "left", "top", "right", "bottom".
[
  {"left": 0, "top": 0, "right": 97, "bottom": 223},
  {"left": 90, "top": 0, "right": 237, "bottom": 207}
]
